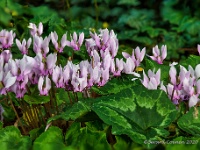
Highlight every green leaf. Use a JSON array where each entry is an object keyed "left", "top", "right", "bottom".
[
  {"left": 161, "top": 3, "right": 184, "bottom": 25},
  {"left": 29, "top": 127, "right": 45, "bottom": 141},
  {"left": 33, "top": 126, "right": 67, "bottom": 150},
  {"left": 141, "top": 27, "right": 167, "bottom": 38},
  {"left": 47, "top": 101, "right": 91, "bottom": 123},
  {"left": 24, "top": 95, "right": 50, "bottom": 105},
  {"left": 91, "top": 77, "right": 137, "bottom": 95},
  {"left": 118, "top": 30, "right": 138, "bottom": 40},
  {"left": 118, "top": 9, "right": 154, "bottom": 30},
  {"left": 180, "top": 55, "right": 200, "bottom": 68},
  {"left": 65, "top": 122, "right": 112, "bottom": 150},
  {"left": 30, "top": 6, "right": 57, "bottom": 24},
  {"left": 114, "top": 136, "right": 133, "bottom": 150},
  {"left": 177, "top": 107, "right": 200, "bottom": 136},
  {"left": 131, "top": 36, "right": 153, "bottom": 46},
  {"left": 1, "top": 103, "right": 15, "bottom": 121},
  {"left": 81, "top": 16, "right": 96, "bottom": 29},
  {"left": 0, "top": 7, "right": 12, "bottom": 25},
  {"left": 0, "top": 126, "right": 31, "bottom": 150},
  {"left": 92, "top": 85, "right": 177, "bottom": 147}
]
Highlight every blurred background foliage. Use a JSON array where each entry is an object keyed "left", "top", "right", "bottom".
[{"left": 1, "top": 0, "right": 200, "bottom": 61}]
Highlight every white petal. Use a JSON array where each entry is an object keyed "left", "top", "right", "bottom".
[
  {"left": 4, "top": 73, "right": 16, "bottom": 88},
  {"left": 189, "top": 95, "right": 199, "bottom": 108},
  {"left": 195, "top": 64, "right": 200, "bottom": 79}
]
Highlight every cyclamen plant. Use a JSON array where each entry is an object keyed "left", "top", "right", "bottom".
[{"left": 1, "top": 22, "right": 200, "bottom": 135}]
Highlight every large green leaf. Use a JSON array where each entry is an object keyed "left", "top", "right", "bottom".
[
  {"left": 65, "top": 122, "right": 112, "bottom": 150},
  {"left": 177, "top": 107, "right": 200, "bottom": 136},
  {"left": 0, "top": 126, "right": 31, "bottom": 150},
  {"left": 29, "top": 127, "right": 45, "bottom": 141},
  {"left": 91, "top": 77, "right": 138, "bottom": 95},
  {"left": 92, "top": 85, "right": 177, "bottom": 148},
  {"left": 33, "top": 126, "right": 67, "bottom": 150}
]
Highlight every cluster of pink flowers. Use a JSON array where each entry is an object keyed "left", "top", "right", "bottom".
[
  {"left": 163, "top": 64, "right": 200, "bottom": 107},
  {"left": 141, "top": 46, "right": 200, "bottom": 108},
  {"left": 2, "top": 22, "right": 199, "bottom": 109},
  {"left": 0, "top": 22, "right": 146, "bottom": 98}
]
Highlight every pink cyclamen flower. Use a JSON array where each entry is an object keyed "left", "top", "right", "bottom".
[
  {"left": 86, "top": 29, "right": 118, "bottom": 57},
  {"left": 88, "top": 66, "right": 101, "bottom": 87},
  {"left": 122, "top": 47, "right": 146, "bottom": 67},
  {"left": 16, "top": 38, "right": 32, "bottom": 55},
  {"left": 0, "top": 71, "right": 17, "bottom": 95},
  {"left": 141, "top": 69, "right": 161, "bottom": 90},
  {"left": 71, "top": 76, "right": 87, "bottom": 92},
  {"left": 52, "top": 66, "right": 64, "bottom": 88},
  {"left": 188, "top": 79, "right": 200, "bottom": 108},
  {"left": 38, "top": 76, "right": 51, "bottom": 95},
  {"left": 1, "top": 50, "right": 12, "bottom": 63},
  {"left": 110, "top": 58, "right": 124, "bottom": 76},
  {"left": 34, "top": 53, "right": 57, "bottom": 76},
  {"left": 33, "top": 35, "right": 50, "bottom": 56},
  {"left": 66, "top": 32, "right": 84, "bottom": 51},
  {"left": 0, "top": 30, "right": 16, "bottom": 49},
  {"left": 51, "top": 32, "right": 68, "bottom": 53},
  {"left": 149, "top": 45, "right": 167, "bottom": 64},
  {"left": 14, "top": 55, "right": 35, "bottom": 81},
  {"left": 122, "top": 57, "right": 135, "bottom": 74},
  {"left": 98, "top": 68, "right": 109, "bottom": 86},
  {"left": 28, "top": 22, "right": 43, "bottom": 36}
]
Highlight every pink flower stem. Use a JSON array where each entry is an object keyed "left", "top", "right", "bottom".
[{"left": 171, "top": 86, "right": 175, "bottom": 102}]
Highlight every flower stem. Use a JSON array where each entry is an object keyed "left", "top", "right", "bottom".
[{"left": 7, "top": 94, "right": 27, "bottom": 134}]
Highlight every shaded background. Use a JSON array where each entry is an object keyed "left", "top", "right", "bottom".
[{"left": 1, "top": 0, "right": 200, "bottom": 61}]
